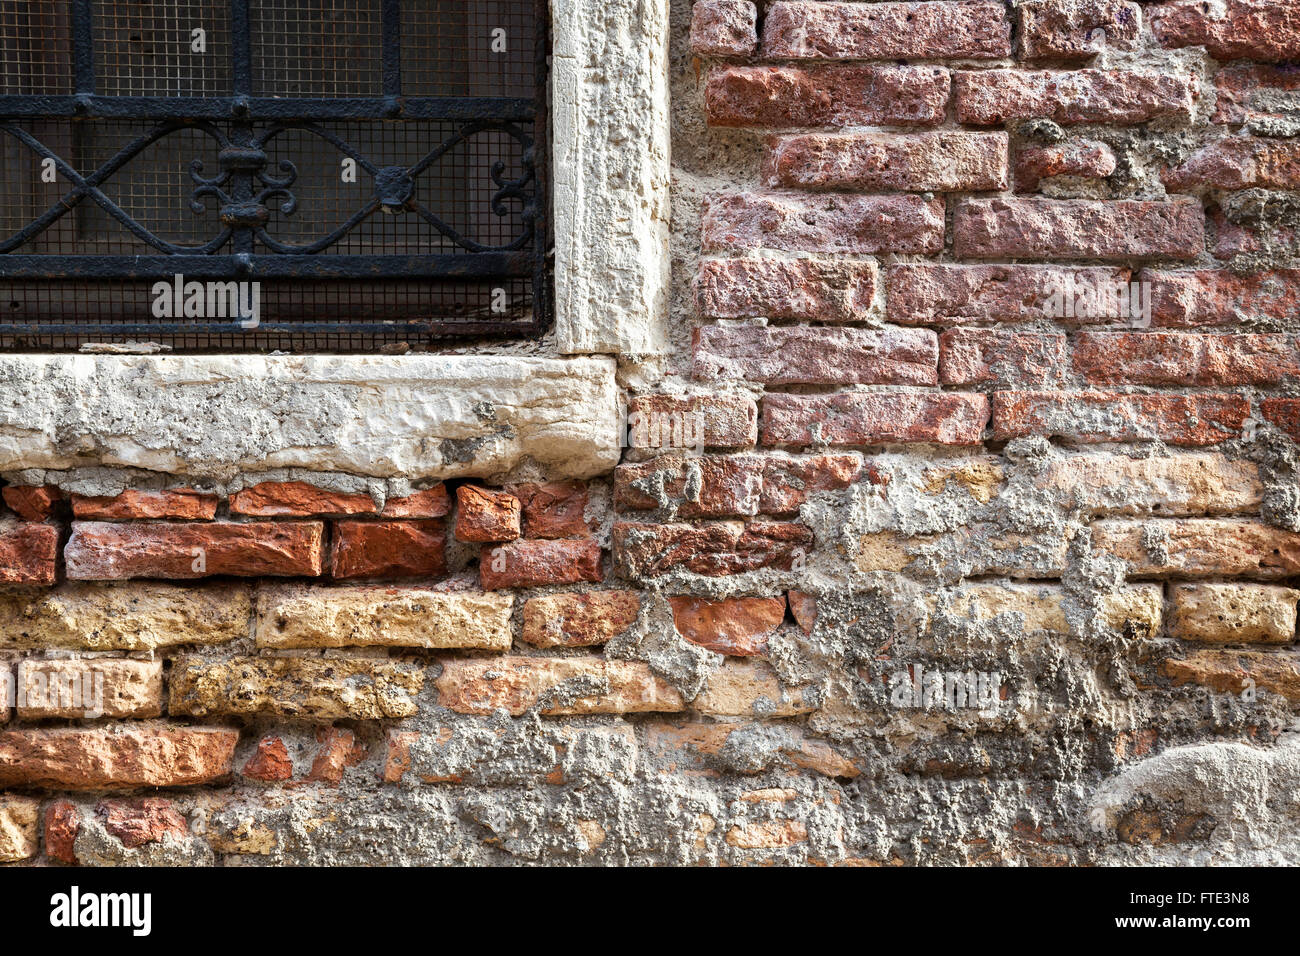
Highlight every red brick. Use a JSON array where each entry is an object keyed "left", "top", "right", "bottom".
[
  {"left": 454, "top": 486, "right": 521, "bottom": 543},
  {"left": 0, "top": 522, "right": 57, "bottom": 585},
  {"left": 1213, "top": 65, "right": 1300, "bottom": 125},
  {"left": 1015, "top": 140, "right": 1117, "bottom": 192},
  {"left": 520, "top": 590, "right": 642, "bottom": 647},
  {"left": 44, "top": 801, "right": 80, "bottom": 864},
  {"left": 644, "top": 721, "right": 860, "bottom": 779},
  {"left": 762, "top": 1, "right": 1010, "bottom": 59},
  {"left": 764, "top": 131, "right": 1008, "bottom": 192},
  {"left": 669, "top": 595, "right": 786, "bottom": 656},
  {"left": 1262, "top": 399, "right": 1300, "bottom": 442},
  {"left": 71, "top": 488, "right": 218, "bottom": 520},
  {"left": 693, "top": 325, "right": 937, "bottom": 386},
  {"left": 479, "top": 538, "right": 603, "bottom": 590},
  {"left": 17, "top": 659, "right": 163, "bottom": 719},
  {"left": 1073, "top": 332, "right": 1300, "bottom": 386},
  {"left": 628, "top": 393, "right": 757, "bottom": 450},
  {"left": 1146, "top": 268, "right": 1300, "bottom": 327},
  {"left": 761, "top": 392, "right": 990, "bottom": 447},
  {"left": 691, "top": 0, "right": 757, "bottom": 56},
  {"left": 703, "top": 192, "right": 945, "bottom": 256},
  {"left": 695, "top": 257, "right": 879, "bottom": 322},
  {"left": 64, "top": 520, "right": 323, "bottom": 580},
  {"left": 331, "top": 520, "right": 447, "bottom": 580},
  {"left": 954, "top": 199, "right": 1204, "bottom": 261},
  {"left": 1164, "top": 137, "right": 1300, "bottom": 192},
  {"left": 2, "top": 486, "right": 61, "bottom": 521},
  {"left": 704, "top": 64, "right": 950, "bottom": 128},
  {"left": 1092, "top": 519, "right": 1300, "bottom": 579},
  {"left": 939, "top": 330, "right": 1067, "bottom": 386},
  {"left": 613, "top": 521, "right": 814, "bottom": 578},
  {"left": 230, "top": 480, "right": 374, "bottom": 517},
  {"left": 511, "top": 481, "right": 589, "bottom": 539},
  {"left": 1017, "top": 0, "right": 1142, "bottom": 59},
  {"left": 435, "top": 656, "right": 684, "bottom": 717},
  {"left": 991, "top": 391, "right": 1248, "bottom": 445},
  {"left": 1163, "top": 652, "right": 1300, "bottom": 703},
  {"left": 380, "top": 485, "right": 451, "bottom": 518},
  {"left": 788, "top": 590, "right": 818, "bottom": 635},
  {"left": 955, "top": 69, "right": 1196, "bottom": 126},
  {"left": 1152, "top": 0, "right": 1300, "bottom": 62},
  {"left": 615, "top": 454, "right": 868, "bottom": 517},
  {"left": 96, "top": 797, "right": 187, "bottom": 849},
  {"left": 887, "top": 264, "right": 1133, "bottom": 325},
  {"left": 0, "top": 725, "right": 238, "bottom": 790},
  {"left": 306, "top": 727, "right": 366, "bottom": 786},
  {"left": 242, "top": 736, "right": 293, "bottom": 782},
  {"left": 1208, "top": 206, "right": 1300, "bottom": 262}
]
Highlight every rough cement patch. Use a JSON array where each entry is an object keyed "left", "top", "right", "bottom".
[{"left": 1093, "top": 736, "right": 1300, "bottom": 864}]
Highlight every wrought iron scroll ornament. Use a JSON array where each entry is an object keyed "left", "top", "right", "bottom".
[{"left": 0, "top": 119, "right": 537, "bottom": 257}]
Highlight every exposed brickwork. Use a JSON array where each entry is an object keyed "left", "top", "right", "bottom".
[
  {"left": 2, "top": 0, "right": 1300, "bottom": 870},
  {"left": 64, "top": 521, "right": 325, "bottom": 579},
  {"left": 694, "top": 257, "right": 879, "bottom": 322},
  {"left": 954, "top": 199, "right": 1205, "bottom": 261},
  {"left": 955, "top": 70, "right": 1196, "bottom": 126},
  {"left": 703, "top": 192, "right": 946, "bottom": 255},
  {"left": 761, "top": 1, "right": 1011, "bottom": 60},
  {"left": 331, "top": 520, "right": 448, "bottom": 580},
  {"left": 71, "top": 489, "right": 219, "bottom": 520},
  {"left": 704, "top": 64, "right": 951, "bottom": 128}
]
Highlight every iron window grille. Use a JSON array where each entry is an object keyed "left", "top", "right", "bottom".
[{"left": 0, "top": 0, "right": 549, "bottom": 350}]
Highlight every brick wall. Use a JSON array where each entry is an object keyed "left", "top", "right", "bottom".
[{"left": 1, "top": 0, "right": 1299, "bottom": 866}]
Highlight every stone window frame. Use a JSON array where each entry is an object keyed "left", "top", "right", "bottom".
[
  {"left": 551, "top": 0, "right": 671, "bottom": 357},
  {"left": 0, "top": 0, "right": 670, "bottom": 485}
]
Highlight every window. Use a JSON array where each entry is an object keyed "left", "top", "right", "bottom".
[{"left": 0, "top": 0, "right": 549, "bottom": 349}]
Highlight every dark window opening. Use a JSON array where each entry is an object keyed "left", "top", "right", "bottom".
[{"left": 0, "top": 0, "right": 550, "bottom": 350}]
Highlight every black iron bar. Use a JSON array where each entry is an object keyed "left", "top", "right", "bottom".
[
  {"left": 0, "top": 95, "right": 536, "bottom": 122},
  {"left": 71, "top": 0, "right": 95, "bottom": 94}
]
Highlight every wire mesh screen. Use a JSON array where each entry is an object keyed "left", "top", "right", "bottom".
[{"left": 0, "top": 0, "right": 549, "bottom": 351}]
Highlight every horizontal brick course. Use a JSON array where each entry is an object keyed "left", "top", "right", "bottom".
[
  {"left": 955, "top": 70, "right": 1196, "bottom": 126},
  {"left": 1072, "top": 332, "right": 1300, "bottom": 386},
  {"left": 64, "top": 521, "right": 325, "bottom": 580},
  {"left": 695, "top": 257, "right": 879, "bottom": 322},
  {"left": 704, "top": 192, "right": 946, "bottom": 256},
  {"left": 479, "top": 538, "right": 603, "bottom": 590},
  {"left": 763, "top": 131, "right": 1009, "bottom": 192},
  {"left": 954, "top": 199, "right": 1205, "bottom": 261},
  {"left": 762, "top": 392, "right": 990, "bottom": 446},
  {"left": 991, "top": 391, "right": 1248, "bottom": 445},
  {"left": 434, "top": 657, "right": 685, "bottom": 716},
  {"left": 761, "top": 1, "right": 1011, "bottom": 60},
  {"left": 1017, "top": 0, "right": 1142, "bottom": 60},
  {"left": 613, "top": 521, "right": 814, "bottom": 578},
  {"left": 888, "top": 264, "right": 1133, "bottom": 325},
  {"left": 1092, "top": 519, "right": 1300, "bottom": 578},
  {"left": 615, "top": 453, "right": 867, "bottom": 517},
  {"left": 704, "top": 64, "right": 950, "bottom": 128},
  {"left": 693, "top": 325, "right": 938, "bottom": 386},
  {"left": 1152, "top": 0, "right": 1300, "bottom": 62},
  {"left": 71, "top": 489, "right": 218, "bottom": 520},
  {"left": 0, "top": 726, "right": 238, "bottom": 790}
]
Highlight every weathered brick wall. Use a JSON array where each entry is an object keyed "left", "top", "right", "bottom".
[{"left": 2, "top": 0, "right": 1300, "bottom": 865}]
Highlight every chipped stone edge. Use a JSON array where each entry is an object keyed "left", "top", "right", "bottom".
[{"left": 0, "top": 354, "right": 622, "bottom": 484}]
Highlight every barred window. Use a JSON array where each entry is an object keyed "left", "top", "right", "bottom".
[{"left": 0, "top": 0, "right": 549, "bottom": 349}]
